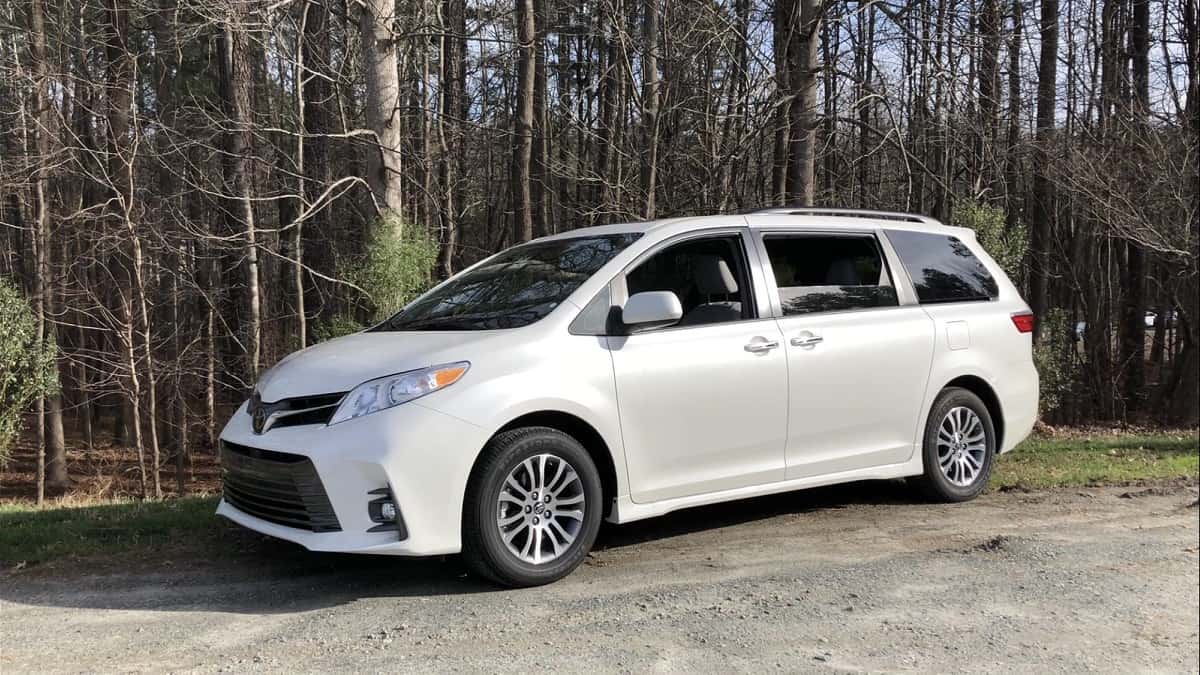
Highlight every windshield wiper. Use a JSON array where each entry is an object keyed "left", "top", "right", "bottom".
[{"left": 389, "top": 318, "right": 486, "bottom": 331}]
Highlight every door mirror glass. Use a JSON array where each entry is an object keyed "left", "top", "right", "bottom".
[{"left": 621, "top": 291, "right": 683, "bottom": 331}]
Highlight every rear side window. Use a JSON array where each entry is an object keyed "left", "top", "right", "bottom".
[
  {"left": 885, "top": 230, "right": 999, "bottom": 304},
  {"left": 762, "top": 235, "right": 898, "bottom": 315}
]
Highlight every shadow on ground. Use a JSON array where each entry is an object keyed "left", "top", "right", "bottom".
[{"left": 0, "top": 479, "right": 919, "bottom": 614}]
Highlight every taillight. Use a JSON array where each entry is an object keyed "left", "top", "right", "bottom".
[{"left": 1011, "top": 312, "right": 1035, "bottom": 333}]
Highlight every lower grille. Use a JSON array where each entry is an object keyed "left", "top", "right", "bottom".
[{"left": 221, "top": 441, "right": 342, "bottom": 532}]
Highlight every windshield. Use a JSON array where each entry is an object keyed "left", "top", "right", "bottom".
[{"left": 372, "top": 233, "right": 641, "bottom": 331}]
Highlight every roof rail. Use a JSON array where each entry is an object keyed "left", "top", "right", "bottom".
[{"left": 743, "top": 206, "right": 941, "bottom": 225}]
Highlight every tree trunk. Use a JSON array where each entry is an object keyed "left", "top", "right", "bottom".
[
  {"left": 438, "top": 0, "right": 465, "bottom": 275},
  {"left": 531, "top": 0, "right": 550, "bottom": 235},
  {"left": 1004, "top": 0, "right": 1023, "bottom": 231},
  {"left": 786, "top": 0, "right": 821, "bottom": 205},
  {"left": 513, "top": 0, "right": 536, "bottom": 241},
  {"left": 361, "top": 0, "right": 405, "bottom": 221},
  {"left": 1028, "top": 0, "right": 1058, "bottom": 324},
  {"left": 639, "top": 0, "right": 660, "bottom": 218},
  {"left": 104, "top": 0, "right": 147, "bottom": 495},
  {"left": 220, "top": 10, "right": 262, "bottom": 379},
  {"left": 30, "top": 0, "right": 67, "bottom": 495},
  {"left": 594, "top": 4, "right": 615, "bottom": 221},
  {"left": 1119, "top": 0, "right": 1151, "bottom": 411},
  {"left": 302, "top": 0, "right": 333, "bottom": 333},
  {"left": 771, "top": 0, "right": 791, "bottom": 204},
  {"left": 976, "top": 0, "right": 1002, "bottom": 191}
]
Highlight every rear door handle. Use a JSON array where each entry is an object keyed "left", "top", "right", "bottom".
[
  {"left": 744, "top": 339, "right": 780, "bottom": 353},
  {"left": 791, "top": 334, "right": 824, "bottom": 348}
]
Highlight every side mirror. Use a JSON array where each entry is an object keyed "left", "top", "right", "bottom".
[{"left": 621, "top": 291, "right": 683, "bottom": 332}]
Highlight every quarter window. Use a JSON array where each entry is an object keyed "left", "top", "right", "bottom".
[
  {"left": 762, "top": 235, "right": 899, "bottom": 316},
  {"left": 886, "top": 230, "right": 999, "bottom": 303}
]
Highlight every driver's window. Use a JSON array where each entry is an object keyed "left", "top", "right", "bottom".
[{"left": 625, "top": 235, "right": 754, "bottom": 327}]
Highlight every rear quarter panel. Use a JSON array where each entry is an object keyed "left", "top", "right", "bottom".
[{"left": 916, "top": 241, "right": 1039, "bottom": 454}]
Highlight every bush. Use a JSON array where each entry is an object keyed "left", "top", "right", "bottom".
[
  {"left": 352, "top": 211, "right": 440, "bottom": 322},
  {"left": 1033, "top": 308, "right": 1077, "bottom": 416},
  {"left": 313, "top": 315, "right": 369, "bottom": 343},
  {"left": 951, "top": 201, "right": 1027, "bottom": 285},
  {"left": 315, "top": 212, "right": 439, "bottom": 339},
  {"left": 0, "top": 279, "right": 58, "bottom": 467}
]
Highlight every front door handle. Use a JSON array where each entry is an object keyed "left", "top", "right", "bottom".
[
  {"left": 791, "top": 334, "right": 824, "bottom": 348},
  {"left": 744, "top": 338, "right": 780, "bottom": 353}
]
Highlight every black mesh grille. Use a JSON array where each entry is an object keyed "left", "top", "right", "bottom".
[{"left": 221, "top": 441, "right": 342, "bottom": 532}]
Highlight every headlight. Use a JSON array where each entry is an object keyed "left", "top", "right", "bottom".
[{"left": 328, "top": 362, "right": 470, "bottom": 425}]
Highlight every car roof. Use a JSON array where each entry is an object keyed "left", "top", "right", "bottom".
[{"left": 538, "top": 208, "right": 968, "bottom": 243}]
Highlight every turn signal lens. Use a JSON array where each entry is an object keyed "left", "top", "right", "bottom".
[
  {"left": 1011, "top": 312, "right": 1035, "bottom": 334},
  {"left": 432, "top": 364, "right": 468, "bottom": 388}
]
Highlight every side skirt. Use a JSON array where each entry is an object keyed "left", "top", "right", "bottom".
[{"left": 607, "top": 453, "right": 925, "bottom": 524}]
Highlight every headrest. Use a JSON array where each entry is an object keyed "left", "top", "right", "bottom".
[
  {"left": 825, "top": 259, "right": 861, "bottom": 286},
  {"left": 692, "top": 255, "right": 739, "bottom": 295}
]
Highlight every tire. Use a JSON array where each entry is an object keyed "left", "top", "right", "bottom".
[
  {"left": 462, "top": 426, "right": 603, "bottom": 587},
  {"left": 913, "top": 387, "right": 997, "bottom": 502}
]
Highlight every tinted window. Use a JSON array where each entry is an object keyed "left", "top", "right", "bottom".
[
  {"left": 373, "top": 233, "right": 640, "bottom": 331},
  {"left": 886, "top": 230, "right": 999, "bottom": 303},
  {"left": 626, "top": 235, "right": 753, "bottom": 327},
  {"left": 763, "top": 235, "right": 898, "bottom": 315}
]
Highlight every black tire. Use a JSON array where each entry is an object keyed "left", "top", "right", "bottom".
[
  {"left": 913, "top": 387, "right": 997, "bottom": 502},
  {"left": 462, "top": 426, "right": 603, "bottom": 587}
]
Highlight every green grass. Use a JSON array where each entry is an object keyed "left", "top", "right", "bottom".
[
  {"left": 1, "top": 433, "right": 1196, "bottom": 569},
  {"left": 0, "top": 496, "right": 221, "bottom": 567},
  {"left": 993, "top": 433, "right": 1199, "bottom": 489}
]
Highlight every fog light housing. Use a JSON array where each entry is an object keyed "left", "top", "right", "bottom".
[{"left": 366, "top": 487, "right": 408, "bottom": 539}]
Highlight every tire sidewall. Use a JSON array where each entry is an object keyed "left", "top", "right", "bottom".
[
  {"left": 468, "top": 429, "right": 603, "bottom": 586},
  {"left": 922, "top": 388, "right": 996, "bottom": 501}
]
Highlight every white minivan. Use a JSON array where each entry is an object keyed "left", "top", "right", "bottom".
[{"left": 218, "top": 208, "right": 1039, "bottom": 586}]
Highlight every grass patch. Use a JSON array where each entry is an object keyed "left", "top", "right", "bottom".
[
  {"left": 994, "top": 433, "right": 1199, "bottom": 489},
  {"left": 0, "top": 496, "right": 222, "bottom": 568}
]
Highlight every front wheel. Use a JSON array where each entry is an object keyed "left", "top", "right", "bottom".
[
  {"left": 462, "top": 427, "right": 603, "bottom": 587},
  {"left": 913, "top": 387, "right": 997, "bottom": 502}
]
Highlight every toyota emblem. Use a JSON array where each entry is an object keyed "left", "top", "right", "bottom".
[{"left": 250, "top": 394, "right": 266, "bottom": 434}]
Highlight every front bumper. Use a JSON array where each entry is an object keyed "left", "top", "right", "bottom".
[{"left": 217, "top": 399, "right": 488, "bottom": 556}]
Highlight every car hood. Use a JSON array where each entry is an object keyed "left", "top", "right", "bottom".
[{"left": 254, "top": 330, "right": 501, "bottom": 401}]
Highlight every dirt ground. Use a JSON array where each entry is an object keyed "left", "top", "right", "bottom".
[{"left": 2, "top": 483, "right": 1198, "bottom": 673}]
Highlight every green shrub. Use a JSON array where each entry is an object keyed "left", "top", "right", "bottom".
[
  {"left": 0, "top": 279, "right": 58, "bottom": 467},
  {"left": 1033, "top": 307, "right": 1076, "bottom": 416},
  {"left": 951, "top": 201, "right": 1027, "bottom": 285},
  {"left": 352, "top": 211, "right": 439, "bottom": 322},
  {"left": 313, "top": 314, "right": 367, "bottom": 342},
  {"left": 315, "top": 212, "right": 439, "bottom": 340}
]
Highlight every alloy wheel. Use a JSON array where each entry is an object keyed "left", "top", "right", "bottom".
[
  {"left": 496, "top": 453, "right": 586, "bottom": 565},
  {"left": 936, "top": 406, "right": 987, "bottom": 487}
]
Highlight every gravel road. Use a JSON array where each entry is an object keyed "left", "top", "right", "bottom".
[{"left": 2, "top": 483, "right": 1198, "bottom": 673}]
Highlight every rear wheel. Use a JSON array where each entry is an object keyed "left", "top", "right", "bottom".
[
  {"left": 913, "top": 387, "right": 996, "bottom": 502},
  {"left": 462, "top": 427, "right": 603, "bottom": 587}
]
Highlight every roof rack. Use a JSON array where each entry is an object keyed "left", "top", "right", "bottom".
[{"left": 743, "top": 206, "right": 940, "bottom": 225}]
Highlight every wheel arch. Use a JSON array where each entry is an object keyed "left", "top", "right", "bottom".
[
  {"left": 942, "top": 375, "right": 1005, "bottom": 450},
  {"left": 481, "top": 410, "right": 620, "bottom": 519}
]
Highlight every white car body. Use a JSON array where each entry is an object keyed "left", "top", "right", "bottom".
[{"left": 217, "top": 209, "right": 1039, "bottom": 557}]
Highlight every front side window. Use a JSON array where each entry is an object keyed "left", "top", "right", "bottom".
[
  {"left": 373, "top": 233, "right": 641, "bottom": 331},
  {"left": 886, "top": 230, "right": 999, "bottom": 304},
  {"left": 763, "top": 235, "right": 899, "bottom": 315},
  {"left": 625, "top": 235, "right": 754, "bottom": 327}
]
